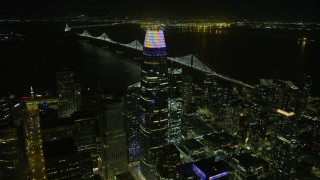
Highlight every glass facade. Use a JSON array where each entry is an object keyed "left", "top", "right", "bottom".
[
  {"left": 100, "top": 97, "right": 128, "bottom": 179},
  {"left": 125, "top": 83, "right": 141, "bottom": 162},
  {"left": 0, "top": 97, "right": 27, "bottom": 180},
  {"left": 140, "top": 29, "right": 169, "bottom": 179},
  {"left": 56, "top": 69, "right": 76, "bottom": 118},
  {"left": 168, "top": 68, "right": 182, "bottom": 144}
]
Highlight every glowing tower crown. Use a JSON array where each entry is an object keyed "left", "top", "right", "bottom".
[{"left": 143, "top": 30, "right": 167, "bottom": 57}]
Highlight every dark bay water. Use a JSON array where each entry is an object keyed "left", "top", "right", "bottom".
[{"left": 0, "top": 22, "right": 319, "bottom": 96}]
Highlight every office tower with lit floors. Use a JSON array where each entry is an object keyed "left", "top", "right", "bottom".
[
  {"left": 125, "top": 82, "right": 141, "bottom": 163},
  {"left": 181, "top": 76, "right": 193, "bottom": 114},
  {"left": 139, "top": 29, "right": 169, "bottom": 179},
  {"left": 71, "top": 110, "right": 99, "bottom": 173},
  {"left": 271, "top": 135, "right": 301, "bottom": 179},
  {"left": 0, "top": 96, "right": 27, "bottom": 180},
  {"left": 56, "top": 69, "right": 76, "bottom": 118},
  {"left": 156, "top": 144, "right": 181, "bottom": 179},
  {"left": 202, "top": 73, "right": 214, "bottom": 108},
  {"left": 168, "top": 68, "right": 182, "bottom": 144},
  {"left": 99, "top": 97, "right": 128, "bottom": 179}
]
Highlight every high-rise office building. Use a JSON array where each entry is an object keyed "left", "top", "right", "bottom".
[
  {"left": 0, "top": 96, "right": 27, "bottom": 180},
  {"left": 43, "top": 138, "right": 93, "bottom": 180},
  {"left": 100, "top": 97, "right": 128, "bottom": 179},
  {"left": 81, "top": 86, "right": 103, "bottom": 115},
  {"left": 271, "top": 135, "right": 300, "bottom": 179},
  {"left": 72, "top": 110, "right": 99, "bottom": 172},
  {"left": 230, "top": 153, "right": 269, "bottom": 179},
  {"left": 181, "top": 75, "right": 193, "bottom": 114},
  {"left": 125, "top": 82, "right": 141, "bottom": 163},
  {"left": 80, "top": 86, "right": 103, "bottom": 158},
  {"left": 40, "top": 117, "right": 75, "bottom": 142},
  {"left": 295, "top": 75, "right": 312, "bottom": 121},
  {"left": 274, "top": 109, "right": 297, "bottom": 137},
  {"left": 168, "top": 68, "right": 182, "bottom": 144},
  {"left": 156, "top": 144, "right": 180, "bottom": 180},
  {"left": 140, "top": 29, "right": 169, "bottom": 179},
  {"left": 223, "top": 103, "right": 240, "bottom": 135},
  {"left": 202, "top": 73, "right": 214, "bottom": 108},
  {"left": 74, "top": 82, "right": 82, "bottom": 111},
  {"left": 247, "top": 105, "right": 267, "bottom": 150},
  {"left": 57, "top": 69, "right": 76, "bottom": 118}
]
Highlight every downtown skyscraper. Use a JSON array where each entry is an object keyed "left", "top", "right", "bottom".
[
  {"left": 0, "top": 96, "right": 27, "bottom": 180},
  {"left": 99, "top": 97, "right": 128, "bottom": 179},
  {"left": 56, "top": 69, "right": 76, "bottom": 118},
  {"left": 139, "top": 29, "right": 169, "bottom": 179}
]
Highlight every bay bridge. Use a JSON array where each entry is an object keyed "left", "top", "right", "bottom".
[
  {"left": 64, "top": 22, "right": 123, "bottom": 32},
  {"left": 76, "top": 28, "right": 254, "bottom": 89}
]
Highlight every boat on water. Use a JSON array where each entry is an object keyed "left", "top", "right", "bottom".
[{"left": 116, "top": 50, "right": 123, "bottom": 54}]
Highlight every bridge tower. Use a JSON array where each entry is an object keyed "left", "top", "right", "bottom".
[{"left": 65, "top": 24, "right": 70, "bottom": 32}]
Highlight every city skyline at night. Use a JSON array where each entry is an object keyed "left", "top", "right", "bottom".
[{"left": 1, "top": 1, "right": 320, "bottom": 180}]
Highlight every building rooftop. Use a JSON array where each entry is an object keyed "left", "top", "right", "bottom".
[
  {"left": 127, "top": 82, "right": 141, "bottom": 89},
  {"left": 259, "top": 79, "right": 299, "bottom": 90},
  {"left": 276, "top": 109, "right": 295, "bottom": 117},
  {"left": 201, "top": 132, "right": 237, "bottom": 149},
  {"left": 190, "top": 125, "right": 213, "bottom": 137},
  {"left": 176, "top": 162, "right": 198, "bottom": 178},
  {"left": 143, "top": 30, "right": 166, "bottom": 48},
  {"left": 143, "top": 29, "right": 167, "bottom": 57},
  {"left": 277, "top": 135, "right": 300, "bottom": 147},
  {"left": 40, "top": 117, "right": 74, "bottom": 129},
  {"left": 179, "top": 138, "right": 205, "bottom": 153},
  {"left": 193, "top": 157, "right": 233, "bottom": 180},
  {"left": 71, "top": 110, "right": 94, "bottom": 119},
  {"left": 43, "top": 138, "right": 78, "bottom": 159},
  {"left": 232, "top": 153, "right": 268, "bottom": 170}
]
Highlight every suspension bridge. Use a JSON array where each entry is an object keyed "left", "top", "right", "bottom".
[
  {"left": 64, "top": 22, "right": 123, "bottom": 32},
  {"left": 77, "top": 29, "right": 254, "bottom": 89}
]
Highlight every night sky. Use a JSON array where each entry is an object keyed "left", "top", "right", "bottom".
[{"left": 1, "top": 0, "right": 319, "bottom": 21}]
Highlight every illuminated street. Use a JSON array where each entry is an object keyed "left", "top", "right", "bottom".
[{"left": 25, "top": 101, "right": 47, "bottom": 180}]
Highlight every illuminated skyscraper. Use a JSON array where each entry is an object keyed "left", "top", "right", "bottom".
[
  {"left": 271, "top": 135, "right": 300, "bottom": 179},
  {"left": 100, "top": 97, "right": 128, "bottom": 179},
  {"left": 274, "top": 109, "right": 296, "bottom": 136},
  {"left": 72, "top": 110, "right": 99, "bottom": 172},
  {"left": 125, "top": 83, "right": 141, "bottom": 163},
  {"left": 202, "top": 73, "right": 214, "bottom": 108},
  {"left": 139, "top": 29, "right": 169, "bottom": 179},
  {"left": 0, "top": 96, "right": 27, "bottom": 180},
  {"left": 248, "top": 105, "right": 267, "bottom": 151},
  {"left": 156, "top": 144, "right": 180, "bottom": 179},
  {"left": 168, "top": 68, "right": 182, "bottom": 144},
  {"left": 43, "top": 138, "right": 93, "bottom": 179},
  {"left": 181, "top": 75, "right": 193, "bottom": 114},
  {"left": 57, "top": 69, "right": 76, "bottom": 118}
]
